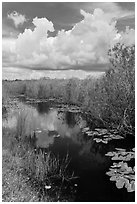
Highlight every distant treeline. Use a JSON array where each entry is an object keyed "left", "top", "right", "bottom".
[{"left": 3, "top": 43, "right": 135, "bottom": 134}]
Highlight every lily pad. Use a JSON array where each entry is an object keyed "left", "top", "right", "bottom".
[
  {"left": 106, "top": 160, "right": 135, "bottom": 193},
  {"left": 110, "top": 175, "right": 118, "bottom": 181},
  {"left": 82, "top": 127, "right": 90, "bottom": 132},
  {"left": 105, "top": 152, "right": 115, "bottom": 157},
  {"left": 115, "top": 148, "right": 126, "bottom": 151},
  {"left": 127, "top": 181, "right": 135, "bottom": 192},
  {"left": 116, "top": 178, "right": 125, "bottom": 189}
]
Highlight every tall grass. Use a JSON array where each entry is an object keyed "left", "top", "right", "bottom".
[
  {"left": 2, "top": 43, "right": 135, "bottom": 134},
  {"left": 2, "top": 107, "right": 76, "bottom": 201}
]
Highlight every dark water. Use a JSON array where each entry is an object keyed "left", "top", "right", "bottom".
[{"left": 7, "top": 99, "right": 135, "bottom": 202}]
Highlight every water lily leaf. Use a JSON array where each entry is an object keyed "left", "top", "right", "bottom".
[
  {"left": 120, "top": 151, "right": 128, "bottom": 156},
  {"left": 115, "top": 148, "right": 126, "bottom": 151},
  {"left": 103, "top": 135, "right": 109, "bottom": 138},
  {"left": 114, "top": 135, "right": 124, "bottom": 139},
  {"left": 87, "top": 133, "right": 93, "bottom": 136},
  {"left": 116, "top": 178, "right": 125, "bottom": 189},
  {"left": 130, "top": 181, "right": 135, "bottom": 191},
  {"left": 120, "top": 162, "right": 128, "bottom": 169},
  {"left": 124, "top": 178, "right": 130, "bottom": 188},
  {"left": 102, "top": 140, "right": 108, "bottom": 144},
  {"left": 93, "top": 138, "right": 102, "bottom": 143},
  {"left": 111, "top": 162, "right": 122, "bottom": 168},
  {"left": 106, "top": 171, "right": 115, "bottom": 176},
  {"left": 110, "top": 176, "right": 117, "bottom": 181},
  {"left": 94, "top": 128, "right": 100, "bottom": 131},
  {"left": 86, "top": 131, "right": 92, "bottom": 134},
  {"left": 127, "top": 183, "right": 135, "bottom": 192},
  {"left": 124, "top": 174, "right": 135, "bottom": 180},
  {"left": 105, "top": 152, "right": 115, "bottom": 157},
  {"left": 106, "top": 137, "right": 113, "bottom": 141},
  {"left": 83, "top": 127, "right": 90, "bottom": 132},
  {"left": 112, "top": 156, "right": 120, "bottom": 160},
  {"left": 126, "top": 167, "right": 133, "bottom": 172}
]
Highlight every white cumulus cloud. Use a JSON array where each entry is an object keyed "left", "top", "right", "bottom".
[
  {"left": 3, "top": 8, "right": 135, "bottom": 71},
  {"left": 7, "top": 11, "right": 27, "bottom": 28}
]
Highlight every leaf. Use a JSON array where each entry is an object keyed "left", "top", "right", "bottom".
[
  {"left": 115, "top": 148, "right": 126, "bottom": 151},
  {"left": 87, "top": 133, "right": 93, "bottom": 136},
  {"left": 111, "top": 162, "right": 122, "bottom": 168},
  {"left": 105, "top": 152, "right": 115, "bottom": 157},
  {"left": 94, "top": 138, "right": 102, "bottom": 143},
  {"left": 86, "top": 131, "right": 93, "bottom": 134},
  {"left": 102, "top": 140, "right": 108, "bottom": 144},
  {"left": 116, "top": 178, "right": 125, "bottom": 189},
  {"left": 124, "top": 174, "right": 135, "bottom": 180},
  {"left": 110, "top": 176, "right": 117, "bottom": 181},
  {"left": 83, "top": 127, "right": 90, "bottom": 132},
  {"left": 112, "top": 156, "right": 119, "bottom": 160},
  {"left": 127, "top": 183, "right": 134, "bottom": 192},
  {"left": 120, "top": 151, "right": 128, "bottom": 156},
  {"left": 130, "top": 181, "right": 135, "bottom": 191}
]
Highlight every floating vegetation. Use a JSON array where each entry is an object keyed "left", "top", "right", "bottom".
[
  {"left": 93, "top": 138, "right": 108, "bottom": 144},
  {"left": 94, "top": 128, "right": 108, "bottom": 134},
  {"left": 93, "top": 133, "right": 124, "bottom": 144},
  {"left": 82, "top": 127, "right": 90, "bottom": 133},
  {"left": 106, "top": 161, "right": 135, "bottom": 192},
  {"left": 105, "top": 148, "right": 135, "bottom": 161},
  {"left": 81, "top": 127, "right": 124, "bottom": 144},
  {"left": 105, "top": 148, "right": 135, "bottom": 192}
]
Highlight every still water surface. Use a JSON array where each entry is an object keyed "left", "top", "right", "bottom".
[{"left": 4, "top": 100, "right": 135, "bottom": 201}]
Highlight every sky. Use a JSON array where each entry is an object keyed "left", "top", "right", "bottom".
[{"left": 2, "top": 2, "right": 135, "bottom": 80}]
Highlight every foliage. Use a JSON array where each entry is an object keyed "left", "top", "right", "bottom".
[
  {"left": 2, "top": 150, "right": 40, "bottom": 202},
  {"left": 2, "top": 106, "right": 77, "bottom": 201},
  {"left": 106, "top": 161, "right": 135, "bottom": 192},
  {"left": 105, "top": 148, "right": 135, "bottom": 192},
  {"left": 105, "top": 148, "right": 135, "bottom": 161}
]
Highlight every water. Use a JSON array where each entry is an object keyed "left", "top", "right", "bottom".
[{"left": 4, "top": 100, "right": 135, "bottom": 202}]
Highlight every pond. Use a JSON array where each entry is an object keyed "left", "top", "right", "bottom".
[{"left": 3, "top": 99, "right": 135, "bottom": 202}]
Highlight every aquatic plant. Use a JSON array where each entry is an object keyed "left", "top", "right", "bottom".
[
  {"left": 22, "top": 149, "right": 77, "bottom": 200},
  {"left": 106, "top": 161, "right": 135, "bottom": 192},
  {"left": 93, "top": 134, "right": 124, "bottom": 144},
  {"left": 82, "top": 127, "right": 124, "bottom": 144},
  {"left": 105, "top": 148, "right": 135, "bottom": 192},
  {"left": 105, "top": 148, "right": 135, "bottom": 161}
]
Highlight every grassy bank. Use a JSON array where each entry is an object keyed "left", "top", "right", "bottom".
[{"left": 2, "top": 105, "right": 77, "bottom": 201}]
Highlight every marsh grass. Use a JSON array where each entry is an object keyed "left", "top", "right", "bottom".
[
  {"left": 3, "top": 44, "right": 135, "bottom": 135},
  {"left": 2, "top": 107, "right": 76, "bottom": 201}
]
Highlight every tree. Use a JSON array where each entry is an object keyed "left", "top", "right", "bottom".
[{"left": 104, "top": 43, "right": 135, "bottom": 134}]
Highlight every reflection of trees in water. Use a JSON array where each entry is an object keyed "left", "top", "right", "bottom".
[
  {"left": 73, "top": 133, "right": 113, "bottom": 165},
  {"left": 65, "top": 112, "right": 76, "bottom": 127},
  {"left": 36, "top": 131, "right": 54, "bottom": 148},
  {"left": 13, "top": 104, "right": 112, "bottom": 165},
  {"left": 36, "top": 102, "right": 50, "bottom": 114},
  {"left": 58, "top": 111, "right": 86, "bottom": 129}
]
